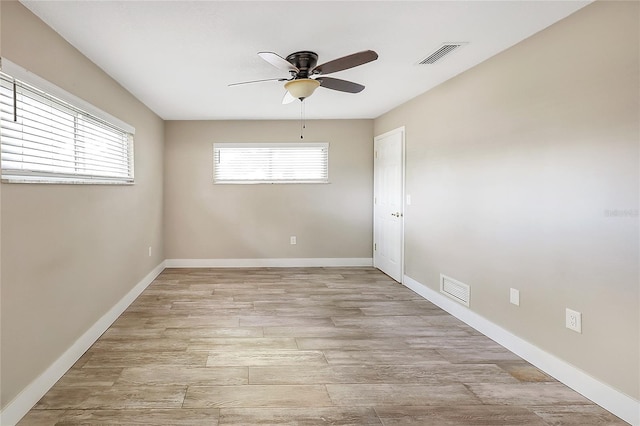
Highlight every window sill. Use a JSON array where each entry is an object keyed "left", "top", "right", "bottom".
[{"left": 1, "top": 177, "right": 135, "bottom": 185}]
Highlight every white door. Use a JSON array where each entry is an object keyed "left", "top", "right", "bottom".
[{"left": 373, "top": 127, "right": 404, "bottom": 282}]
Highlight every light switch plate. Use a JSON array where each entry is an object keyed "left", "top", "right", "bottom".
[{"left": 510, "top": 288, "right": 520, "bottom": 306}]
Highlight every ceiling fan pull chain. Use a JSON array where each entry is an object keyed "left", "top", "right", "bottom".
[{"left": 300, "top": 100, "right": 307, "bottom": 139}]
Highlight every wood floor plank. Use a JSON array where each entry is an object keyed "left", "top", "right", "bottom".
[
  {"left": 101, "top": 327, "right": 168, "bottom": 340},
  {"left": 529, "top": 404, "right": 628, "bottom": 425},
  {"left": 375, "top": 405, "right": 549, "bottom": 425},
  {"left": 82, "top": 351, "right": 208, "bottom": 368},
  {"left": 206, "top": 350, "right": 327, "bottom": 367},
  {"left": 187, "top": 337, "right": 298, "bottom": 351},
  {"left": 17, "top": 409, "right": 69, "bottom": 425},
  {"left": 434, "top": 346, "right": 524, "bottom": 363},
  {"left": 20, "top": 409, "right": 220, "bottom": 425},
  {"left": 21, "top": 267, "right": 618, "bottom": 425},
  {"left": 53, "top": 367, "right": 123, "bottom": 387},
  {"left": 238, "top": 314, "right": 335, "bottom": 327},
  {"left": 467, "top": 382, "right": 594, "bottom": 405},
  {"left": 253, "top": 306, "right": 365, "bottom": 317},
  {"left": 323, "top": 349, "right": 449, "bottom": 365},
  {"left": 183, "top": 385, "right": 332, "bottom": 408},
  {"left": 249, "top": 364, "right": 519, "bottom": 385},
  {"left": 117, "top": 366, "right": 248, "bottom": 386},
  {"left": 331, "top": 315, "right": 432, "bottom": 328},
  {"left": 34, "top": 385, "right": 187, "bottom": 409},
  {"left": 163, "top": 326, "right": 264, "bottom": 338},
  {"left": 90, "top": 337, "right": 189, "bottom": 352},
  {"left": 263, "top": 325, "right": 372, "bottom": 338},
  {"left": 497, "top": 361, "right": 556, "bottom": 382},
  {"left": 359, "top": 301, "right": 443, "bottom": 316},
  {"left": 170, "top": 301, "right": 254, "bottom": 311},
  {"left": 326, "top": 384, "right": 481, "bottom": 406},
  {"left": 219, "top": 407, "right": 382, "bottom": 425},
  {"left": 144, "top": 316, "right": 241, "bottom": 328},
  {"left": 372, "top": 326, "right": 474, "bottom": 337},
  {"left": 296, "top": 337, "right": 412, "bottom": 350}
]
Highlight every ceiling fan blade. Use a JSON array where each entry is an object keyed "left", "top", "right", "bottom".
[
  {"left": 317, "top": 77, "right": 365, "bottom": 93},
  {"left": 228, "top": 77, "right": 287, "bottom": 87},
  {"left": 282, "top": 91, "right": 296, "bottom": 104},
  {"left": 258, "top": 52, "right": 299, "bottom": 72},
  {"left": 312, "top": 50, "right": 378, "bottom": 75}
]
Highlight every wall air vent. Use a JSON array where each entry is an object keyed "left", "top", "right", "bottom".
[
  {"left": 418, "top": 43, "right": 466, "bottom": 65},
  {"left": 440, "top": 274, "right": 470, "bottom": 306}
]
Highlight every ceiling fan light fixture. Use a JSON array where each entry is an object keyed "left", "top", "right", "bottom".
[{"left": 284, "top": 78, "right": 320, "bottom": 101}]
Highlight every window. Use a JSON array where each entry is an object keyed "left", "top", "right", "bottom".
[
  {"left": 213, "top": 142, "right": 329, "bottom": 184},
  {"left": 0, "top": 59, "right": 135, "bottom": 183}
]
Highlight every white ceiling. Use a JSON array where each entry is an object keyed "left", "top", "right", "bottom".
[{"left": 20, "top": 1, "right": 591, "bottom": 121}]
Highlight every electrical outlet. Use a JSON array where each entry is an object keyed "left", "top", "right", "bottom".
[
  {"left": 510, "top": 288, "right": 520, "bottom": 306},
  {"left": 290, "top": 236, "right": 297, "bottom": 245},
  {"left": 566, "top": 308, "right": 582, "bottom": 333}
]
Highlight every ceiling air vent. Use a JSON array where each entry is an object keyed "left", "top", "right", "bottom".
[
  {"left": 418, "top": 43, "right": 466, "bottom": 65},
  {"left": 440, "top": 274, "right": 470, "bottom": 306}
]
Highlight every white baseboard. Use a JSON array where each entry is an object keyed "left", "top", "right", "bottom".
[
  {"left": 165, "top": 258, "right": 373, "bottom": 268},
  {"left": 0, "top": 261, "right": 166, "bottom": 426},
  {"left": 403, "top": 275, "right": 640, "bottom": 426}
]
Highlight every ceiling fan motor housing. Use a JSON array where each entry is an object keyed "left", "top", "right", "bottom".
[{"left": 286, "top": 51, "right": 318, "bottom": 78}]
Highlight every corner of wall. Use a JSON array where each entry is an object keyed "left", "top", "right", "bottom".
[{"left": 0, "top": 261, "right": 166, "bottom": 426}]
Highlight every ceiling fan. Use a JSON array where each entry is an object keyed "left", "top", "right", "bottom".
[{"left": 229, "top": 50, "right": 378, "bottom": 104}]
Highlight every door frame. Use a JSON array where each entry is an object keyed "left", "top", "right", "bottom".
[{"left": 373, "top": 126, "right": 406, "bottom": 283}]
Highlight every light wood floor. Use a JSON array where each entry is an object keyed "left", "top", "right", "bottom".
[{"left": 20, "top": 267, "right": 625, "bottom": 425}]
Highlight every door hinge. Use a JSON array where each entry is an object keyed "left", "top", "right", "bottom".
[{"left": 374, "top": 243, "right": 377, "bottom": 251}]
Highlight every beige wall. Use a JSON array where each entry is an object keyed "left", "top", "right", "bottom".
[
  {"left": 375, "top": 1, "right": 639, "bottom": 399},
  {"left": 0, "top": 1, "right": 164, "bottom": 407},
  {"left": 164, "top": 120, "right": 373, "bottom": 260}
]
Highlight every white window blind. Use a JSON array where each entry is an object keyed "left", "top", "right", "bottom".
[
  {"left": 213, "top": 142, "right": 329, "bottom": 184},
  {"left": 0, "top": 60, "right": 134, "bottom": 184}
]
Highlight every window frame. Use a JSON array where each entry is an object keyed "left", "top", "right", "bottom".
[
  {"left": 213, "top": 142, "right": 329, "bottom": 184},
  {"left": 0, "top": 58, "right": 135, "bottom": 184}
]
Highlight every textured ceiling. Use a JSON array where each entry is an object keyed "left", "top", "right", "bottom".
[{"left": 20, "top": 1, "right": 591, "bottom": 120}]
